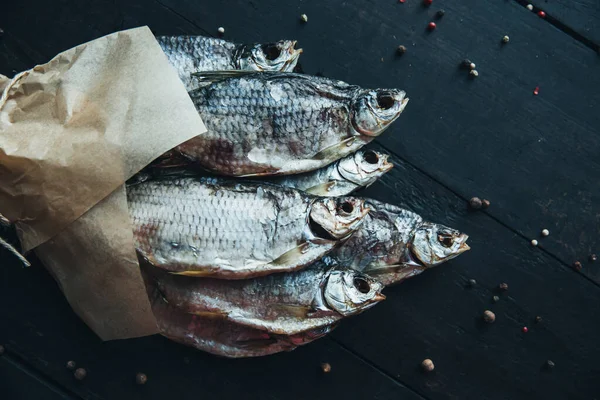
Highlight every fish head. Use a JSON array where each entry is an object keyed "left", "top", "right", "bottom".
[
  {"left": 338, "top": 150, "right": 394, "bottom": 186},
  {"left": 351, "top": 89, "right": 409, "bottom": 136},
  {"left": 410, "top": 222, "right": 470, "bottom": 267},
  {"left": 324, "top": 269, "right": 385, "bottom": 316},
  {"left": 239, "top": 40, "right": 302, "bottom": 72},
  {"left": 309, "top": 197, "right": 370, "bottom": 239}
]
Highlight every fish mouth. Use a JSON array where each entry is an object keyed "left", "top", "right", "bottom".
[
  {"left": 398, "top": 95, "right": 409, "bottom": 114},
  {"left": 380, "top": 156, "right": 394, "bottom": 172},
  {"left": 282, "top": 41, "right": 303, "bottom": 70},
  {"left": 373, "top": 293, "right": 386, "bottom": 302},
  {"left": 457, "top": 234, "right": 470, "bottom": 254}
]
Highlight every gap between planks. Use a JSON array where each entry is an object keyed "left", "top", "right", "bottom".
[
  {"left": 511, "top": 0, "right": 600, "bottom": 52},
  {"left": 2, "top": 346, "right": 87, "bottom": 400},
  {"left": 329, "top": 337, "right": 430, "bottom": 400}
]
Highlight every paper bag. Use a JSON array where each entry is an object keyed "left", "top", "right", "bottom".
[{"left": 0, "top": 26, "right": 206, "bottom": 340}]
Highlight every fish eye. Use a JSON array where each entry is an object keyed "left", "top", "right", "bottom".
[
  {"left": 376, "top": 92, "right": 395, "bottom": 110},
  {"left": 438, "top": 234, "right": 454, "bottom": 248},
  {"left": 353, "top": 277, "right": 371, "bottom": 294},
  {"left": 261, "top": 44, "right": 281, "bottom": 61},
  {"left": 340, "top": 201, "right": 354, "bottom": 214},
  {"left": 364, "top": 150, "right": 379, "bottom": 164}
]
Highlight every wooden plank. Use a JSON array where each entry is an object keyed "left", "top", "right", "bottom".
[
  {"left": 514, "top": 0, "right": 600, "bottom": 46},
  {"left": 149, "top": 0, "right": 600, "bottom": 282},
  {"left": 1, "top": 1, "right": 600, "bottom": 400},
  {"left": 0, "top": 251, "right": 424, "bottom": 400},
  {"left": 331, "top": 148, "right": 600, "bottom": 399},
  {"left": 0, "top": 355, "right": 76, "bottom": 400}
]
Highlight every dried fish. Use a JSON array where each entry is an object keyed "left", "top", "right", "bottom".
[
  {"left": 147, "top": 259, "right": 385, "bottom": 335},
  {"left": 146, "top": 276, "right": 336, "bottom": 358},
  {"left": 156, "top": 36, "right": 302, "bottom": 90},
  {"left": 176, "top": 72, "right": 408, "bottom": 176},
  {"left": 333, "top": 199, "right": 470, "bottom": 286},
  {"left": 267, "top": 150, "right": 393, "bottom": 196},
  {"left": 127, "top": 176, "right": 370, "bottom": 279}
]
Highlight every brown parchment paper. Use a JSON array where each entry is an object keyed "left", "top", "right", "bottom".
[{"left": 0, "top": 26, "right": 206, "bottom": 340}]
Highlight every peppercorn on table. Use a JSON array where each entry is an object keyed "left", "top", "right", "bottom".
[{"left": 1, "top": 0, "right": 600, "bottom": 399}]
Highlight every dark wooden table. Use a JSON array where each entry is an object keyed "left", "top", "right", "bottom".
[{"left": 1, "top": 1, "right": 599, "bottom": 399}]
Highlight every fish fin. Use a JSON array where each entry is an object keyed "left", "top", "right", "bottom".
[
  {"left": 190, "top": 310, "right": 229, "bottom": 319},
  {"left": 304, "top": 181, "right": 337, "bottom": 196},
  {"left": 312, "top": 137, "right": 357, "bottom": 161},
  {"left": 234, "top": 337, "right": 279, "bottom": 349},
  {"left": 190, "top": 70, "right": 262, "bottom": 84},
  {"left": 363, "top": 263, "right": 405, "bottom": 273},
  {"left": 268, "top": 242, "right": 312, "bottom": 268},
  {"left": 268, "top": 304, "right": 312, "bottom": 318},
  {"left": 171, "top": 270, "right": 218, "bottom": 277},
  {"left": 236, "top": 166, "right": 283, "bottom": 178}
]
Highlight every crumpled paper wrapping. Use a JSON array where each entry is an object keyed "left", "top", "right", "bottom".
[{"left": 0, "top": 26, "right": 206, "bottom": 340}]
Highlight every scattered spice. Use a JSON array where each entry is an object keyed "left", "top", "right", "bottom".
[
  {"left": 481, "top": 199, "right": 490, "bottom": 209},
  {"left": 467, "top": 279, "right": 477, "bottom": 287},
  {"left": 300, "top": 14, "right": 308, "bottom": 23},
  {"left": 469, "top": 197, "right": 482, "bottom": 210},
  {"left": 526, "top": 4, "right": 533, "bottom": 11},
  {"left": 492, "top": 295, "right": 500, "bottom": 303},
  {"left": 572, "top": 261, "right": 582, "bottom": 271},
  {"left": 538, "top": 11, "right": 546, "bottom": 18},
  {"left": 66, "top": 361, "right": 77, "bottom": 370},
  {"left": 427, "top": 22, "right": 437, "bottom": 31},
  {"left": 321, "top": 363, "right": 332, "bottom": 373},
  {"left": 470, "top": 70, "right": 479, "bottom": 77},
  {"left": 217, "top": 27, "right": 225, "bottom": 35},
  {"left": 531, "top": 239, "right": 538, "bottom": 246},
  {"left": 535, "top": 316, "right": 543, "bottom": 323},
  {"left": 435, "top": 9, "right": 445, "bottom": 19},
  {"left": 533, "top": 86, "right": 540, "bottom": 95},
  {"left": 421, "top": 359, "right": 435, "bottom": 372},
  {"left": 74, "top": 368, "right": 87, "bottom": 381},
  {"left": 589, "top": 254, "right": 597, "bottom": 262},
  {"left": 522, "top": 326, "right": 529, "bottom": 333},
  {"left": 502, "top": 35, "right": 510, "bottom": 43},
  {"left": 499, "top": 282, "right": 509, "bottom": 291},
  {"left": 397, "top": 45, "right": 407, "bottom": 55},
  {"left": 545, "top": 360, "right": 555, "bottom": 369},
  {"left": 136, "top": 373, "right": 148, "bottom": 385},
  {"left": 0, "top": 345, "right": 5, "bottom": 355},
  {"left": 541, "top": 229, "right": 549, "bottom": 237},
  {"left": 483, "top": 310, "right": 496, "bottom": 323}
]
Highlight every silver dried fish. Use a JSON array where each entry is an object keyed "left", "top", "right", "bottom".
[
  {"left": 333, "top": 199, "right": 470, "bottom": 286},
  {"left": 176, "top": 72, "right": 408, "bottom": 176},
  {"left": 267, "top": 150, "right": 393, "bottom": 196},
  {"left": 127, "top": 176, "right": 370, "bottom": 279},
  {"left": 146, "top": 276, "right": 335, "bottom": 358},
  {"left": 149, "top": 259, "right": 385, "bottom": 335},
  {"left": 156, "top": 36, "right": 302, "bottom": 90}
]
